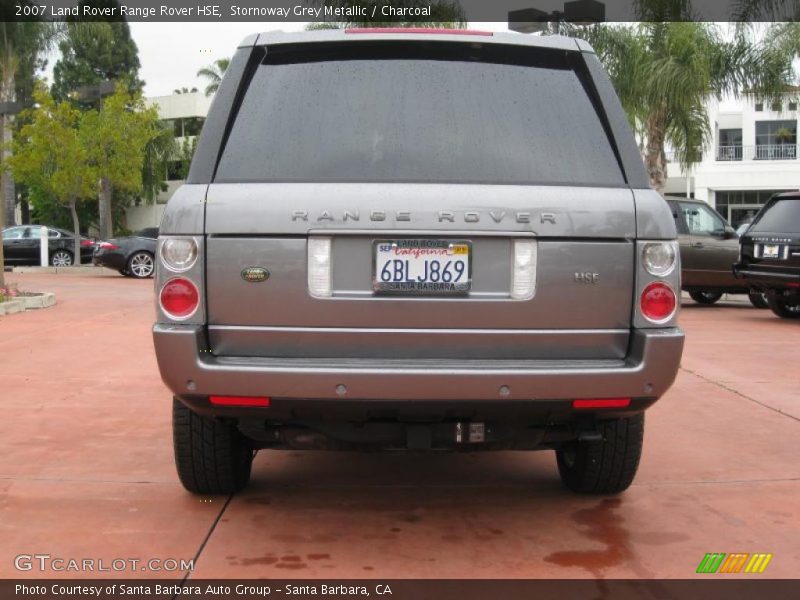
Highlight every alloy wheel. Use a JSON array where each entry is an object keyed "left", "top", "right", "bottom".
[
  {"left": 50, "top": 251, "right": 73, "bottom": 267},
  {"left": 129, "top": 252, "right": 154, "bottom": 278}
]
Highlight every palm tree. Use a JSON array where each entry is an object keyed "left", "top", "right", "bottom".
[
  {"left": 197, "top": 58, "right": 230, "bottom": 97},
  {"left": 564, "top": 22, "right": 799, "bottom": 192}
]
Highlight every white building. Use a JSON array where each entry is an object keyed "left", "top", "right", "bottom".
[
  {"left": 125, "top": 91, "right": 212, "bottom": 231},
  {"left": 664, "top": 92, "right": 799, "bottom": 228}
]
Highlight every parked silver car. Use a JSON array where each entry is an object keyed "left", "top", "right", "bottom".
[{"left": 153, "top": 29, "right": 684, "bottom": 495}]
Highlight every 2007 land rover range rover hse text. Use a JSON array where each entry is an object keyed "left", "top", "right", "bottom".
[{"left": 153, "top": 29, "right": 685, "bottom": 495}]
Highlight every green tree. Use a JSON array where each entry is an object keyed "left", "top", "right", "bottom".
[
  {"left": 197, "top": 58, "right": 230, "bottom": 97},
  {"left": 82, "top": 85, "right": 162, "bottom": 238},
  {"left": 51, "top": 1, "right": 143, "bottom": 102},
  {"left": 0, "top": 9, "right": 60, "bottom": 285},
  {"left": 8, "top": 86, "right": 95, "bottom": 263},
  {"left": 140, "top": 120, "right": 177, "bottom": 204},
  {"left": 565, "top": 22, "right": 799, "bottom": 191}
]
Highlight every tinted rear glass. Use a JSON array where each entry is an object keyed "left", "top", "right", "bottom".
[
  {"left": 136, "top": 228, "right": 159, "bottom": 239},
  {"left": 214, "top": 42, "right": 624, "bottom": 186},
  {"left": 750, "top": 199, "right": 800, "bottom": 234}
]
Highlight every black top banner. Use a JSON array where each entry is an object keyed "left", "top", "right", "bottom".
[{"left": 5, "top": 0, "right": 800, "bottom": 23}]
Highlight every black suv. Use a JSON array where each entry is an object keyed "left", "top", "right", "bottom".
[{"left": 734, "top": 192, "right": 800, "bottom": 319}]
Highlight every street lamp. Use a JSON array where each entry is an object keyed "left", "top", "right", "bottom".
[{"left": 509, "top": 0, "right": 605, "bottom": 35}]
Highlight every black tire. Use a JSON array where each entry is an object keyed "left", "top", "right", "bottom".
[
  {"left": 689, "top": 290, "right": 723, "bottom": 305},
  {"left": 766, "top": 295, "right": 800, "bottom": 319},
  {"left": 172, "top": 398, "right": 253, "bottom": 494},
  {"left": 127, "top": 251, "right": 155, "bottom": 278},
  {"left": 748, "top": 292, "right": 769, "bottom": 309},
  {"left": 50, "top": 249, "right": 73, "bottom": 267},
  {"left": 556, "top": 413, "right": 644, "bottom": 494}
]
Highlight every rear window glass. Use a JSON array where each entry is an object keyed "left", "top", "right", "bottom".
[
  {"left": 136, "top": 228, "right": 159, "bottom": 238},
  {"left": 750, "top": 199, "right": 800, "bottom": 234},
  {"left": 214, "top": 43, "right": 624, "bottom": 187}
]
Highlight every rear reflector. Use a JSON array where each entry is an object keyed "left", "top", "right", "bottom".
[
  {"left": 210, "top": 396, "right": 271, "bottom": 407},
  {"left": 345, "top": 28, "right": 493, "bottom": 36},
  {"left": 573, "top": 398, "right": 631, "bottom": 409}
]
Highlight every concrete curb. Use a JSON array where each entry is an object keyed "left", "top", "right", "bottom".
[
  {"left": 0, "top": 293, "right": 56, "bottom": 315},
  {"left": 0, "top": 299, "right": 25, "bottom": 315},
  {"left": 20, "top": 293, "right": 57, "bottom": 310},
  {"left": 11, "top": 266, "right": 108, "bottom": 276}
]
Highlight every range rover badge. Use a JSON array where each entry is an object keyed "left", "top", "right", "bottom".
[{"left": 241, "top": 267, "right": 269, "bottom": 283}]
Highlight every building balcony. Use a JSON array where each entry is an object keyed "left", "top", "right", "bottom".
[{"left": 716, "top": 144, "right": 797, "bottom": 161}]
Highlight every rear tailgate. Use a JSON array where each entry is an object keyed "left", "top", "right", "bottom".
[
  {"left": 202, "top": 36, "right": 639, "bottom": 361},
  {"left": 205, "top": 183, "right": 635, "bottom": 359}
]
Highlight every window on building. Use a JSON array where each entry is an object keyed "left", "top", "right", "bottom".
[
  {"left": 771, "top": 101, "right": 782, "bottom": 112},
  {"left": 714, "top": 189, "right": 794, "bottom": 228},
  {"left": 717, "top": 128, "right": 743, "bottom": 160},
  {"left": 167, "top": 161, "right": 185, "bottom": 181},
  {"left": 755, "top": 120, "right": 797, "bottom": 159},
  {"left": 790, "top": 102, "right": 798, "bottom": 111},
  {"left": 162, "top": 117, "right": 206, "bottom": 138},
  {"left": 755, "top": 103, "right": 764, "bottom": 111},
  {"left": 182, "top": 117, "right": 204, "bottom": 137}
]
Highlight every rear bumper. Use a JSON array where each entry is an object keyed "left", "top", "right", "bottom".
[
  {"left": 92, "top": 251, "right": 126, "bottom": 270},
  {"left": 153, "top": 324, "right": 684, "bottom": 405},
  {"left": 733, "top": 263, "right": 800, "bottom": 289}
]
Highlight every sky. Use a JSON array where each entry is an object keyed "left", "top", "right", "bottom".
[{"left": 43, "top": 22, "right": 514, "bottom": 97}]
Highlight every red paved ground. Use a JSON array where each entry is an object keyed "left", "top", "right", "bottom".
[{"left": 0, "top": 272, "right": 798, "bottom": 580}]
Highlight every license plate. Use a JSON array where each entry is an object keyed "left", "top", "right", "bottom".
[
  {"left": 762, "top": 244, "right": 781, "bottom": 258},
  {"left": 373, "top": 239, "right": 471, "bottom": 294}
]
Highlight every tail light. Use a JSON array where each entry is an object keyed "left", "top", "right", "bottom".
[
  {"left": 156, "top": 235, "right": 203, "bottom": 324},
  {"left": 97, "top": 241, "right": 119, "bottom": 250},
  {"left": 640, "top": 281, "right": 677, "bottom": 323},
  {"left": 159, "top": 277, "right": 199, "bottom": 320},
  {"left": 160, "top": 237, "right": 198, "bottom": 272},
  {"left": 635, "top": 239, "right": 680, "bottom": 327},
  {"left": 81, "top": 239, "right": 95, "bottom": 248},
  {"left": 641, "top": 242, "right": 677, "bottom": 276}
]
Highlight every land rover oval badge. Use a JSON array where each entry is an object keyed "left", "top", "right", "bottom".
[{"left": 241, "top": 267, "right": 269, "bottom": 283}]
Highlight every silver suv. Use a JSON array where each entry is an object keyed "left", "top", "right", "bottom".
[{"left": 153, "top": 29, "right": 684, "bottom": 495}]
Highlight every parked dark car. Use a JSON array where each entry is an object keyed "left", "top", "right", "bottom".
[
  {"left": 666, "top": 198, "right": 767, "bottom": 308},
  {"left": 93, "top": 227, "right": 158, "bottom": 278},
  {"left": 2, "top": 225, "right": 95, "bottom": 266},
  {"left": 734, "top": 192, "right": 800, "bottom": 319}
]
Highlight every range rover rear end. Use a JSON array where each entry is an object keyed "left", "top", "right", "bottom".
[{"left": 153, "top": 29, "right": 684, "bottom": 495}]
